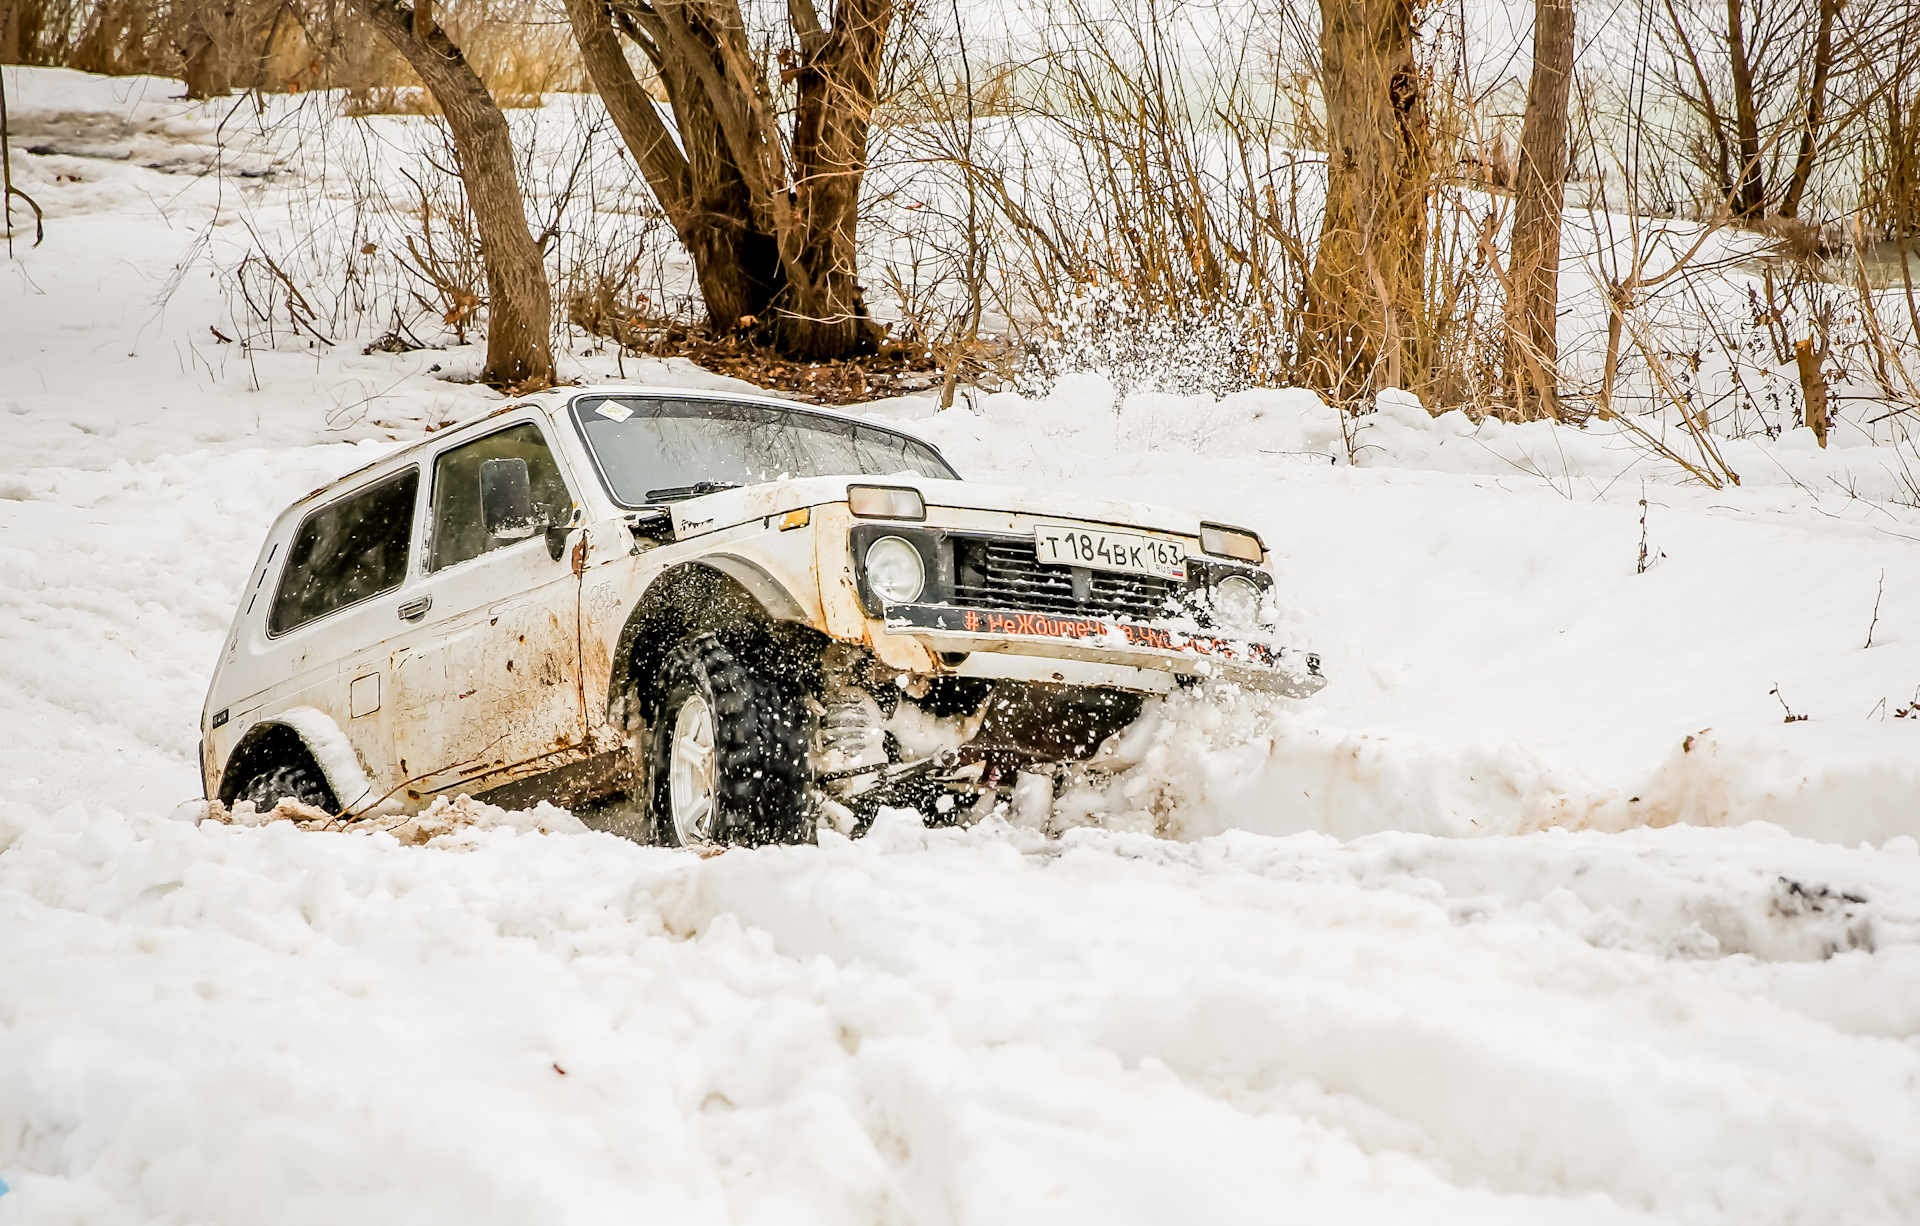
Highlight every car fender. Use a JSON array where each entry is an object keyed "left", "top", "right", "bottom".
[
  {"left": 696, "top": 551, "right": 813, "bottom": 623},
  {"left": 222, "top": 707, "right": 383, "bottom": 815},
  {"left": 599, "top": 552, "right": 820, "bottom": 731}
]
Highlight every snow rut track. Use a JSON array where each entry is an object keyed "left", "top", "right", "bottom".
[{"left": 4, "top": 806, "right": 1920, "bottom": 1223}]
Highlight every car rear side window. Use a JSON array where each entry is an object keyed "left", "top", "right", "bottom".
[
  {"left": 268, "top": 468, "right": 419, "bottom": 636},
  {"left": 429, "top": 422, "right": 573, "bottom": 572}
]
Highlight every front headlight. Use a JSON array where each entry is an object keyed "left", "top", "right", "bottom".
[
  {"left": 1211, "top": 574, "right": 1262, "bottom": 630},
  {"left": 864, "top": 536, "right": 926, "bottom": 604}
]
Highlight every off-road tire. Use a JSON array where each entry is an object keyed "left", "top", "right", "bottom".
[
  {"left": 645, "top": 633, "right": 815, "bottom": 847},
  {"left": 237, "top": 759, "right": 337, "bottom": 813}
]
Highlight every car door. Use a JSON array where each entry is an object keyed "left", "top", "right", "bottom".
[{"left": 386, "top": 418, "right": 587, "bottom": 803}]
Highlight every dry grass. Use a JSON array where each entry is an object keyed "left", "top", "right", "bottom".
[{"left": 578, "top": 317, "right": 960, "bottom": 405}]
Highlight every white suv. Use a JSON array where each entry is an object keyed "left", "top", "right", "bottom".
[{"left": 202, "top": 387, "right": 1323, "bottom": 844}]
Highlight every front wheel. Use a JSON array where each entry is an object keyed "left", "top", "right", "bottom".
[{"left": 644, "top": 633, "right": 814, "bottom": 847}]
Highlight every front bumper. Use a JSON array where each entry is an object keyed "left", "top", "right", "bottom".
[{"left": 882, "top": 602, "right": 1327, "bottom": 697}]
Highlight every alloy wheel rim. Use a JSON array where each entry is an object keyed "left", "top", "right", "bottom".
[{"left": 669, "top": 694, "right": 717, "bottom": 844}]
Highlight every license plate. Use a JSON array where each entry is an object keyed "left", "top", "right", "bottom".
[{"left": 1033, "top": 524, "right": 1187, "bottom": 580}]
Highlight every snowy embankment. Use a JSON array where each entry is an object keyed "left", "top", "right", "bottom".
[{"left": 5, "top": 66, "right": 1920, "bottom": 1223}]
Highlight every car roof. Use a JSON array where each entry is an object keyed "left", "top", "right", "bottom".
[{"left": 287, "top": 384, "right": 952, "bottom": 515}]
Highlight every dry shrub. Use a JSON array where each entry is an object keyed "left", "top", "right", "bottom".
[
  {"left": 869, "top": 0, "right": 1515, "bottom": 408},
  {"left": 1546, "top": 0, "right": 1920, "bottom": 474},
  {"left": 217, "top": 87, "right": 679, "bottom": 385},
  {"left": 1412, "top": 17, "right": 1520, "bottom": 415},
  {"left": 565, "top": 269, "right": 652, "bottom": 353},
  {"left": 316, "top": 0, "right": 585, "bottom": 108},
  {"left": 340, "top": 85, "right": 436, "bottom": 116},
  {"left": 27, "top": 0, "right": 583, "bottom": 104},
  {"left": 4, "top": 0, "right": 96, "bottom": 63},
  {"left": 220, "top": 115, "right": 489, "bottom": 354},
  {"left": 875, "top": 0, "right": 1328, "bottom": 397}
]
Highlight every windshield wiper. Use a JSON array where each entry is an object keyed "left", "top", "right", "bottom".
[{"left": 643, "top": 480, "right": 741, "bottom": 502}]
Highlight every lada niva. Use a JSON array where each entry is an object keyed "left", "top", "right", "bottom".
[{"left": 202, "top": 387, "right": 1324, "bottom": 844}]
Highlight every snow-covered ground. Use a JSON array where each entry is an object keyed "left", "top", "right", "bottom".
[{"left": 5, "top": 66, "right": 1920, "bottom": 1224}]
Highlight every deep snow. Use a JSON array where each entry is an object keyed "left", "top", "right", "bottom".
[{"left": 5, "top": 65, "right": 1920, "bottom": 1225}]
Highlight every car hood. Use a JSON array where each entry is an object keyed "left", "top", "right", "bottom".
[{"left": 667, "top": 475, "right": 1210, "bottom": 540}]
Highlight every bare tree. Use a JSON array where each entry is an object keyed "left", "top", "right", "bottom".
[
  {"left": 1307, "top": 0, "right": 1431, "bottom": 399},
  {"left": 565, "top": 0, "right": 893, "bottom": 359},
  {"left": 0, "top": 0, "right": 71, "bottom": 65},
  {"left": 1723, "top": 0, "right": 1763, "bottom": 218},
  {"left": 1779, "top": 0, "right": 1837, "bottom": 219},
  {"left": 1504, "top": 0, "right": 1573, "bottom": 419},
  {"left": 1659, "top": 0, "right": 1856, "bottom": 223},
  {"left": 560, "top": 0, "right": 771, "bottom": 333},
  {"left": 2, "top": 0, "right": 22, "bottom": 62},
  {"left": 177, "top": 0, "right": 236, "bottom": 96},
  {"left": 346, "top": 0, "right": 555, "bottom": 387}
]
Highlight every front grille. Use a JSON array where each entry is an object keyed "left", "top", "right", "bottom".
[{"left": 952, "top": 537, "right": 1181, "bottom": 623}]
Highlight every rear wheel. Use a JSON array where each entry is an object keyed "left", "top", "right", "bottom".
[
  {"left": 644, "top": 633, "right": 814, "bottom": 847},
  {"left": 236, "top": 758, "right": 337, "bottom": 813}
]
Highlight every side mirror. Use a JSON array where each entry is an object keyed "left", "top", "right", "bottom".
[{"left": 479, "top": 458, "right": 539, "bottom": 540}]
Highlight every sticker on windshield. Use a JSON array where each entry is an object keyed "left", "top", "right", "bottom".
[{"left": 594, "top": 401, "right": 634, "bottom": 422}]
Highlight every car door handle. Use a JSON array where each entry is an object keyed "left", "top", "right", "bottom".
[{"left": 397, "top": 595, "right": 432, "bottom": 621}]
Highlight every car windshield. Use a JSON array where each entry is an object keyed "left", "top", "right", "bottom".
[{"left": 570, "top": 395, "right": 959, "bottom": 505}]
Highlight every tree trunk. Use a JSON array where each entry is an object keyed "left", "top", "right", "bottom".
[
  {"left": 777, "top": 0, "right": 890, "bottom": 358},
  {"left": 1504, "top": 0, "right": 1573, "bottom": 420},
  {"left": 1665, "top": 0, "right": 1733, "bottom": 203},
  {"left": 576, "top": 0, "right": 885, "bottom": 360},
  {"left": 1726, "top": 0, "right": 1765, "bottom": 219},
  {"left": 1307, "top": 0, "right": 1430, "bottom": 401},
  {"left": 351, "top": 0, "right": 554, "bottom": 388},
  {"left": 1, "top": 0, "right": 23, "bottom": 65},
  {"left": 1780, "top": 0, "right": 1837, "bottom": 219},
  {"left": 179, "top": 0, "right": 235, "bottom": 98},
  {"left": 562, "top": 0, "right": 778, "bottom": 331},
  {"left": 1794, "top": 334, "right": 1829, "bottom": 447}
]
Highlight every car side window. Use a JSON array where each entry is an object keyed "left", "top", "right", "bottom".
[
  {"left": 430, "top": 421, "right": 573, "bottom": 572},
  {"left": 269, "top": 468, "right": 419, "bottom": 636}
]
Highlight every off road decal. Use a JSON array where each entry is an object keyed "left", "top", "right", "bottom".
[{"left": 882, "top": 603, "right": 1280, "bottom": 666}]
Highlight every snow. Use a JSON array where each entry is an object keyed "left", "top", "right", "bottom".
[
  {"left": 897, "top": 376, "right": 1920, "bottom": 846},
  {"left": 5, "top": 66, "right": 1920, "bottom": 1224},
  {"left": 7, "top": 807, "right": 1920, "bottom": 1223}
]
